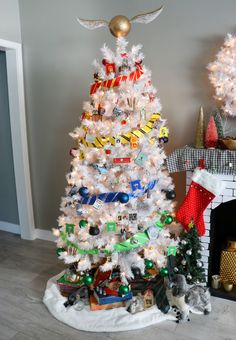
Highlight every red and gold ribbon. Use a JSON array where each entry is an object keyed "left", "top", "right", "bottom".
[{"left": 90, "top": 64, "right": 144, "bottom": 95}]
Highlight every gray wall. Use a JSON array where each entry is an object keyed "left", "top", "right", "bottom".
[
  {"left": 0, "top": 0, "right": 21, "bottom": 42},
  {"left": 0, "top": 51, "right": 19, "bottom": 224},
  {"left": 18, "top": 0, "right": 236, "bottom": 230}
]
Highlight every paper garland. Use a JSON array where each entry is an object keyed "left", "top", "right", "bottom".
[
  {"left": 60, "top": 230, "right": 176, "bottom": 256},
  {"left": 59, "top": 211, "right": 176, "bottom": 256},
  {"left": 78, "top": 113, "right": 161, "bottom": 148},
  {"left": 90, "top": 64, "right": 144, "bottom": 95},
  {"left": 79, "top": 180, "right": 157, "bottom": 205},
  {"left": 60, "top": 229, "right": 149, "bottom": 256}
]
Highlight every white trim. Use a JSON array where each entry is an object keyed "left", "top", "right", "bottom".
[
  {"left": 192, "top": 169, "right": 226, "bottom": 196},
  {"left": 43, "top": 272, "right": 176, "bottom": 332},
  {"left": 0, "top": 224, "right": 55, "bottom": 242},
  {"left": 35, "top": 229, "right": 55, "bottom": 242},
  {"left": 0, "top": 221, "right": 20, "bottom": 234},
  {"left": 0, "top": 39, "right": 35, "bottom": 240}
]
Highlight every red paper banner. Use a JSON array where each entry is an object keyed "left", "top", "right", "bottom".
[{"left": 90, "top": 65, "right": 144, "bottom": 95}]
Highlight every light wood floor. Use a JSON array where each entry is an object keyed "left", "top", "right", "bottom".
[{"left": 0, "top": 230, "right": 235, "bottom": 340}]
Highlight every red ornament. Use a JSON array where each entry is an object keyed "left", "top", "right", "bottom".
[
  {"left": 105, "top": 149, "right": 111, "bottom": 155},
  {"left": 121, "top": 120, "right": 127, "bottom": 125},
  {"left": 113, "top": 158, "right": 131, "bottom": 164},
  {"left": 102, "top": 59, "right": 116, "bottom": 75},
  {"left": 205, "top": 116, "right": 218, "bottom": 148}
]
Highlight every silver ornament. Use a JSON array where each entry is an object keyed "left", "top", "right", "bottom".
[
  {"left": 187, "top": 274, "right": 192, "bottom": 280},
  {"left": 186, "top": 249, "right": 192, "bottom": 256},
  {"left": 181, "top": 259, "right": 187, "bottom": 265},
  {"left": 196, "top": 261, "right": 203, "bottom": 268},
  {"left": 146, "top": 226, "right": 160, "bottom": 240},
  {"left": 200, "top": 245, "right": 205, "bottom": 251},
  {"left": 181, "top": 240, "right": 187, "bottom": 245},
  {"left": 174, "top": 267, "right": 179, "bottom": 273}
]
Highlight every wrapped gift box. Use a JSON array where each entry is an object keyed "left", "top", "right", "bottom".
[
  {"left": 57, "top": 274, "right": 83, "bottom": 297},
  {"left": 220, "top": 250, "right": 236, "bottom": 285},
  {"left": 89, "top": 294, "right": 125, "bottom": 311}
]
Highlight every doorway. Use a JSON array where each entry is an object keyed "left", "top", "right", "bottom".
[
  {"left": 0, "top": 50, "right": 19, "bottom": 231},
  {"left": 0, "top": 39, "right": 35, "bottom": 240}
]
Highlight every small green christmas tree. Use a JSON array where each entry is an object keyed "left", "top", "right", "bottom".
[
  {"left": 213, "top": 109, "right": 224, "bottom": 138},
  {"left": 175, "top": 222, "right": 206, "bottom": 284}
]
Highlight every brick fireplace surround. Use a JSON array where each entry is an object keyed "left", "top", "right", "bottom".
[
  {"left": 167, "top": 147, "right": 236, "bottom": 289},
  {"left": 186, "top": 171, "right": 236, "bottom": 280}
]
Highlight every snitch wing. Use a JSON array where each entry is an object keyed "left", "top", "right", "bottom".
[
  {"left": 130, "top": 6, "right": 163, "bottom": 24},
  {"left": 77, "top": 18, "right": 108, "bottom": 30}
]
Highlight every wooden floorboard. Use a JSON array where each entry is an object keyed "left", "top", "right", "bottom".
[{"left": 0, "top": 230, "right": 236, "bottom": 340}]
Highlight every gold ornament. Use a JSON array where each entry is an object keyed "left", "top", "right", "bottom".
[
  {"left": 195, "top": 106, "right": 205, "bottom": 149},
  {"left": 77, "top": 6, "right": 163, "bottom": 37},
  {"left": 109, "top": 15, "right": 131, "bottom": 37}
]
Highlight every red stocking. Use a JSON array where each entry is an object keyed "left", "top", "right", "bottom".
[{"left": 176, "top": 169, "right": 225, "bottom": 236}]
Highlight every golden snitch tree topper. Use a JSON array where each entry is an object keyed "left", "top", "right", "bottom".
[{"left": 77, "top": 6, "right": 163, "bottom": 37}]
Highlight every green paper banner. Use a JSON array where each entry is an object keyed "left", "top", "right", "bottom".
[
  {"left": 113, "top": 231, "right": 149, "bottom": 252},
  {"left": 167, "top": 245, "right": 177, "bottom": 256},
  {"left": 59, "top": 210, "right": 170, "bottom": 256},
  {"left": 60, "top": 231, "right": 100, "bottom": 255},
  {"left": 60, "top": 230, "right": 149, "bottom": 255}
]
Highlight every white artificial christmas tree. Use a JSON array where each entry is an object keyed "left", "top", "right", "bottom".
[
  {"left": 53, "top": 38, "right": 177, "bottom": 280},
  {"left": 44, "top": 9, "right": 179, "bottom": 331},
  {"left": 208, "top": 33, "right": 236, "bottom": 116}
]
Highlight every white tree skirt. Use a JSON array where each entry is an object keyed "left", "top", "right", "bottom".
[{"left": 43, "top": 272, "right": 176, "bottom": 332}]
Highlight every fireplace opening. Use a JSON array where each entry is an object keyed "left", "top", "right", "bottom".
[{"left": 208, "top": 199, "right": 236, "bottom": 301}]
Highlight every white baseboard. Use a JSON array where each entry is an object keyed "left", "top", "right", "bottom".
[
  {"left": 0, "top": 222, "right": 55, "bottom": 242},
  {"left": 0, "top": 221, "right": 21, "bottom": 234},
  {"left": 35, "top": 228, "right": 55, "bottom": 242}
]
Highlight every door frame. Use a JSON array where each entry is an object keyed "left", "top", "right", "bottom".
[{"left": 0, "top": 39, "right": 35, "bottom": 240}]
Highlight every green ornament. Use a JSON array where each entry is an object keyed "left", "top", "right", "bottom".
[
  {"left": 145, "top": 258, "right": 154, "bottom": 269},
  {"left": 167, "top": 245, "right": 177, "bottom": 256},
  {"left": 79, "top": 220, "right": 88, "bottom": 228},
  {"left": 83, "top": 275, "right": 93, "bottom": 285},
  {"left": 56, "top": 247, "right": 65, "bottom": 256},
  {"left": 165, "top": 215, "right": 173, "bottom": 225},
  {"left": 160, "top": 267, "right": 169, "bottom": 277},
  {"left": 106, "top": 221, "right": 117, "bottom": 232},
  {"left": 66, "top": 223, "right": 74, "bottom": 233},
  {"left": 118, "top": 285, "right": 129, "bottom": 296}
]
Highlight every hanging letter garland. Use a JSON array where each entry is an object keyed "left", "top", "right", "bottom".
[{"left": 78, "top": 113, "right": 161, "bottom": 148}]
